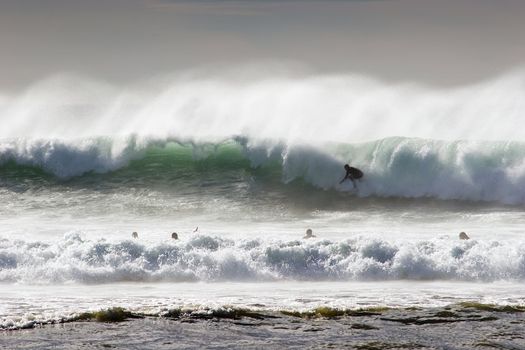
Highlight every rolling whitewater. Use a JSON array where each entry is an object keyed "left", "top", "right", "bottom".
[{"left": 1, "top": 73, "right": 525, "bottom": 346}]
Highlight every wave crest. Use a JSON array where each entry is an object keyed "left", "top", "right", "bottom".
[{"left": 2, "top": 136, "right": 525, "bottom": 204}]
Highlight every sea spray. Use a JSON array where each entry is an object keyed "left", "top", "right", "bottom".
[{"left": 1, "top": 71, "right": 524, "bottom": 143}]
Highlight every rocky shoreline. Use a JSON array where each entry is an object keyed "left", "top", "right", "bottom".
[{"left": 2, "top": 303, "right": 524, "bottom": 349}]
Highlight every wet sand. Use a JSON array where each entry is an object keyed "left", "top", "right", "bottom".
[{"left": 2, "top": 306, "right": 525, "bottom": 349}]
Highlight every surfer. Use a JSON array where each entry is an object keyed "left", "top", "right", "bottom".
[
  {"left": 339, "top": 164, "right": 364, "bottom": 188},
  {"left": 132, "top": 232, "right": 138, "bottom": 239}
]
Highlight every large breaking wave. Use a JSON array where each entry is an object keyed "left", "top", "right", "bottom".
[
  {"left": 2, "top": 136, "right": 525, "bottom": 204},
  {"left": 1, "top": 233, "right": 524, "bottom": 284},
  {"left": 1, "top": 70, "right": 525, "bottom": 203}
]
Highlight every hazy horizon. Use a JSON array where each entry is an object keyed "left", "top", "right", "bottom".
[{"left": 2, "top": 0, "right": 525, "bottom": 91}]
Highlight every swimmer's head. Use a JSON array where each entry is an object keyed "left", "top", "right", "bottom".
[{"left": 459, "top": 232, "right": 469, "bottom": 240}]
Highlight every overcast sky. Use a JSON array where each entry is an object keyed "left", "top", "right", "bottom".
[{"left": 1, "top": 0, "right": 525, "bottom": 90}]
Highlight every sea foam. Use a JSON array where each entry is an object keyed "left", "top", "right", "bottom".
[{"left": 1, "top": 234, "right": 524, "bottom": 284}]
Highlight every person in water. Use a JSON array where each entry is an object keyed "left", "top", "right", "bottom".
[
  {"left": 304, "top": 229, "right": 316, "bottom": 239},
  {"left": 459, "top": 231, "right": 470, "bottom": 240},
  {"left": 339, "top": 164, "right": 364, "bottom": 188}
]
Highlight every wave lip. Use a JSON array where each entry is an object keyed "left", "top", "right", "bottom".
[{"left": 1, "top": 234, "right": 524, "bottom": 284}]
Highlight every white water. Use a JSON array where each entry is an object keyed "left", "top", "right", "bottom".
[
  {"left": 1, "top": 232, "right": 525, "bottom": 284},
  {"left": 1, "top": 70, "right": 525, "bottom": 330}
]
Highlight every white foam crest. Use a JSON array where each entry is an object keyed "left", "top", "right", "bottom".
[
  {"left": 1, "top": 70, "right": 525, "bottom": 143},
  {"left": 0, "top": 136, "right": 149, "bottom": 178},
  {"left": 1, "top": 233, "right": 524, "bottom": 284}
]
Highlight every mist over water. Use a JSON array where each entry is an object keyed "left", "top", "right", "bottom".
[{"left": 1, "top": 69, "right": 524, "bottom": 142}]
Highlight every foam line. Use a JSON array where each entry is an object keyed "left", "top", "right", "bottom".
[{"left": 1, "top": 234, "right": 524, "bottom": 284}]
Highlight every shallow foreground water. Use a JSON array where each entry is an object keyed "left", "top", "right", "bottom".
[{"left": 2, "top": 304, "right": 525, "bottom": 350}]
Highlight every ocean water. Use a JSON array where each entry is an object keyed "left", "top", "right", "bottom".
[{"left": 1, "top": 72, "right": 525, "bottom": 330}]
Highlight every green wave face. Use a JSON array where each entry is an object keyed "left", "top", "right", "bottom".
[{"left": 0, "top": 141, "right": 261, "bottom": 183}]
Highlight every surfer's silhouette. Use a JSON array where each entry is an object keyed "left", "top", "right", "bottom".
[{"left": 339, "top": 164, "right": 364, "bottom": 188}]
